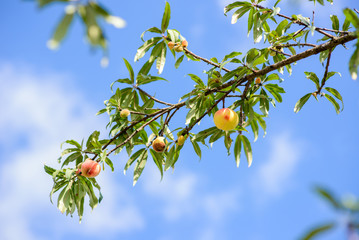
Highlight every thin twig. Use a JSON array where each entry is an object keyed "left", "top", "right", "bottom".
[
  {"left": 134, "top": 85, "right": 174, "bottom": 106},
  {"left": 254, "top": 4, "right": 336, "bottom": 39},
  {"left": 317, "top": 48, "right": 333, "bottom": 94},
  {"left": 184, "top": 48, "right": 231, "bottom": 73}
]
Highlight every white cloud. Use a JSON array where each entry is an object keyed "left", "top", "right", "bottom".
[
  {"left": 0, "top": 63, "right": 144, "bottom": 240},
  {"left": 253, "top": 132, "right": 303, "bottom": 196},
  {"left": 143, "top": 165, "right": 240, "bottom": 239}
]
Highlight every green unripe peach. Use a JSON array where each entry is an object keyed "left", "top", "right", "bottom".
[
  {"left": 80, "top": 158, "right": 101, "bottom": 178},
  {"left": 152, "top": 137, "right": 166, "bottom": 153},
  {"left": 120, "top": 109, "right": 130, "bottom": 118},
  {"left": 177, "top": 135, "right": 186, "bottom": 146},
  {"left": 213, "top": 108, "right": 239, "bottom": 131},
  {"left": 174, "top": 45, "right": 184, "bottom": 52}
]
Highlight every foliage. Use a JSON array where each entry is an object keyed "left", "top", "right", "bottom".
[
  {"left": 41, "top": 0, "right": 359, "bottom": 222},
  {"left": 299, "top": 186, "right": 359, "bottom": 240}
]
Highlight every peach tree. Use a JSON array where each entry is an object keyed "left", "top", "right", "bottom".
[{"left": 41, "top": 0, "right": 359, "bottom": 223}]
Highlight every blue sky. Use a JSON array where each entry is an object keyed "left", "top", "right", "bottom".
[{"left": 0, "top": 0, "right": 358, "bottom": 240}]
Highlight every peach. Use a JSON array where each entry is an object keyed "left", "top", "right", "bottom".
[
  {"left": 181, "top": 40, "right": 188, "bottom": 48},
  {"left": 120, "top": 109, "right": 130, "bottom": 118},
  {"left": 80, "top": 158, "right": 101, "bottom": 178},
  {"left": 168, "top": 41, "right": 175, "bottom": 50},
  {"left": 213, "top": 108, "right": 239, "bottom": 131},
  {"left": 255, "top": 77, "right": 261, "bottom": 84},
  {"left": 152, "top": 137, "right": 166, "bottom": 152},
  {"left": 174, "top": 45, "right": 183, "bottom": 52},
  {"left": 177, "top": 135, "right": 186, "bottom": 146}
]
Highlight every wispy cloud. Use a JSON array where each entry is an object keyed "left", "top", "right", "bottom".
[
  {"left": 0, "top": 63, "right": 144, "bottom": 240},
  {"left": 252, "top": 132, "right": 303, "bottom": 196}
]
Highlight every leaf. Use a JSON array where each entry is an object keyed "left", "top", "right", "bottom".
[
  {"left": 224, "top": 1, "right": 250, "bottom": 15},
  {"left": 304, "top": 72, "right": 320, "bottom": 89},
  {"left": 161, "top": 2, "right": 171, "bottom": 33},
  {"left": 294, "top": 93, "right": 312, "bottom": 113},
  {"left": 300, "top": 223, "right": 335, "bottom": 240},
  {"left": 231, "top": 6, "right": 251, "bottom": 24},
  {"left": 156, "top": 42, "right": 167, "bottom": 74},
  {"left": 38, "top": 0, "right": 69, "bottom": 8},
  {"left": 134, "top": 37, "right": 162, "bottom": 62},
  {"left": 240, "top": 135, "right": 252, "bottom": 167},
  {"left": 164, "top": 146, "right": 175, "bottom": 171},
  {"left": 124, "top": 148, "right": 146, "bottom": 175},
  {"left": 234, "top": 135, "right": 242, "bottom": 167},
  {"left": 44, "top": 165, "right": 56, "bottom": 175},
  {"left": 188, "top": 74, "right": 205, "bottom": 88},
  {"left": 150, "top": 149, "right": 164, "bottom": 178},
  {"left": 140, "top": 27, "right": 162, "bottom": 42},
  {"left": 122, "top": 58, "right": 135, "bottom": 83},
  {"left": 175, "top": 55, "right": 184, "bottom": 69},
  {"left": 343, "top": 8, "right": 359, "bottom": 29},
  {"left": 133, "top": 150, "right": 148, "bottom": 186},
  {"left": 348, "top": 40, "right": 359, "bottom": 80},
  {"left": 324, "top": 94, "right": 340, "bottom": 114},
  {"left": 191, "top": 140, "right": 202, "bottom": 160},
  {"left": 330, "top": 15, "right": 339, "bottom": 31},
  {"left": 61, "top": 152, "right": 82, "bottom": 168},
  {"left": 47, "top": 11, "right": 74, "bottom": 50},
  {"left": 315, "top": 186, "right": 342, "bottom": 209},
  {"left": 324, "top": 87, "right": 344, "bottom": 111}
]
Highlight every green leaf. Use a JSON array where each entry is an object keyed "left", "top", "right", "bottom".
[
  {"left": 175, "top": 55, "right": 184, "bottom": 69},
  {"left": 324, "top": 87, "right": 344, "bottom": 111},
  {"left": 38, "top": 0, "right": 70, "bottom": 8},
  {"left": 164, "top": 146, "right": 176, "bottom": 171},
  {"left": 294, "top": 93, "right": 312, "bottom": 113},
  {"left": 140, "top": 27, "right": 162, "bottom": 42},
  {"left": 264, "top": 84, "right": 285, "bottom": 103},
  {"left": 240, "top": 135, "right": 252, "bottom": 167},
  {"left": 137, "top": 75, "right": 167, "bottom": 86},
  {"left": 161, "top": 2, "right": 171, "bottom": 33},
  {"left": 315, "top": 186, "right": 342, "bottom": 209},
  {"left": 188, "top": 74, "right": 205, "bottom": 88},
  {"left": 191, "top": 140, "right": 202, "bottom": 160},
  {"left": 343, "top": 8, "right": 359, "bottom": 29},
  {"left": 300, "top": 223, "right": 335, "bottom": 240},
  {"left": 48, "top": 11, "right": 74, "bottom": 50},
  {"left": 124, "top": 148, "right": 146, "bottom": 175},
  {"left": 234, "top": 135, "right": 242, "bottom": 167},
  {"left": 61, "top": 152, "right": 82, "bottom": 168},
  {"left": 324, "top": 94, "right": 340, "bottom": 114},
  {"left": 150, "top": 149, "right": 164, "bottom": 178},
  {"left": 134, "top": 37, "right": 162, "bottom": 62},
  {"left": 104, "top": 157, "right": 114, "bottom": 171},
  {"left": 330, "top": 15, "right": 339, "bottom": 31},
  {"left": 231, "top": 6, "right": 251, "bottom": 24},
  {"left": 348, "top": 40, "right": 359, "bottom": 80},
  {"left": 133, "top": 150, "right": 148, "bottom": 186},
  {"left": 304, "top": 72, "right": 320, "bottom": 89},
  {"left": 156, "top": 42, "right": 167, "bottom": 74},
  {"left": 224, "top": 1, "right": 250, "bottom": 15},
  {"left": 44, "top": 165, "right": 56, "bottom": 175},
  {"left": 123, "top": 58, "right": 134, "bottom": 83}
]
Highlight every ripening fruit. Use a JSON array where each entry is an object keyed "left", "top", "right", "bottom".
[
  {"left": 312, "top": 92, "right": 317, "bottom": 97},
  {"left": 269, "top": 49, "right": 276, "bottom": 56},
  {"left": 181, "top": 40, "right": 188, "bottom": 48},
  {"left": 213, "top": 108, "right": 239, "bottom": 131},
  {"left": 255, "top": 77, "right": 261, "bottom": 84},
  {"left": 120, "top": 109, "right": 130, "bottom": 118},
  {"left": 80, "top": 158, "right": 101, "bottom": 178},
  {"left": 168, "top": 41, "right": 175, "bottom": 50},
  {"left": 152, "top": 137, "right": 166, "bottom": 153},
  {"left": 174, "top": 45, "right": 184, "bottom": 52},
  {"left": 177, "top": 135, "right": 186, "bottom": 146}
]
